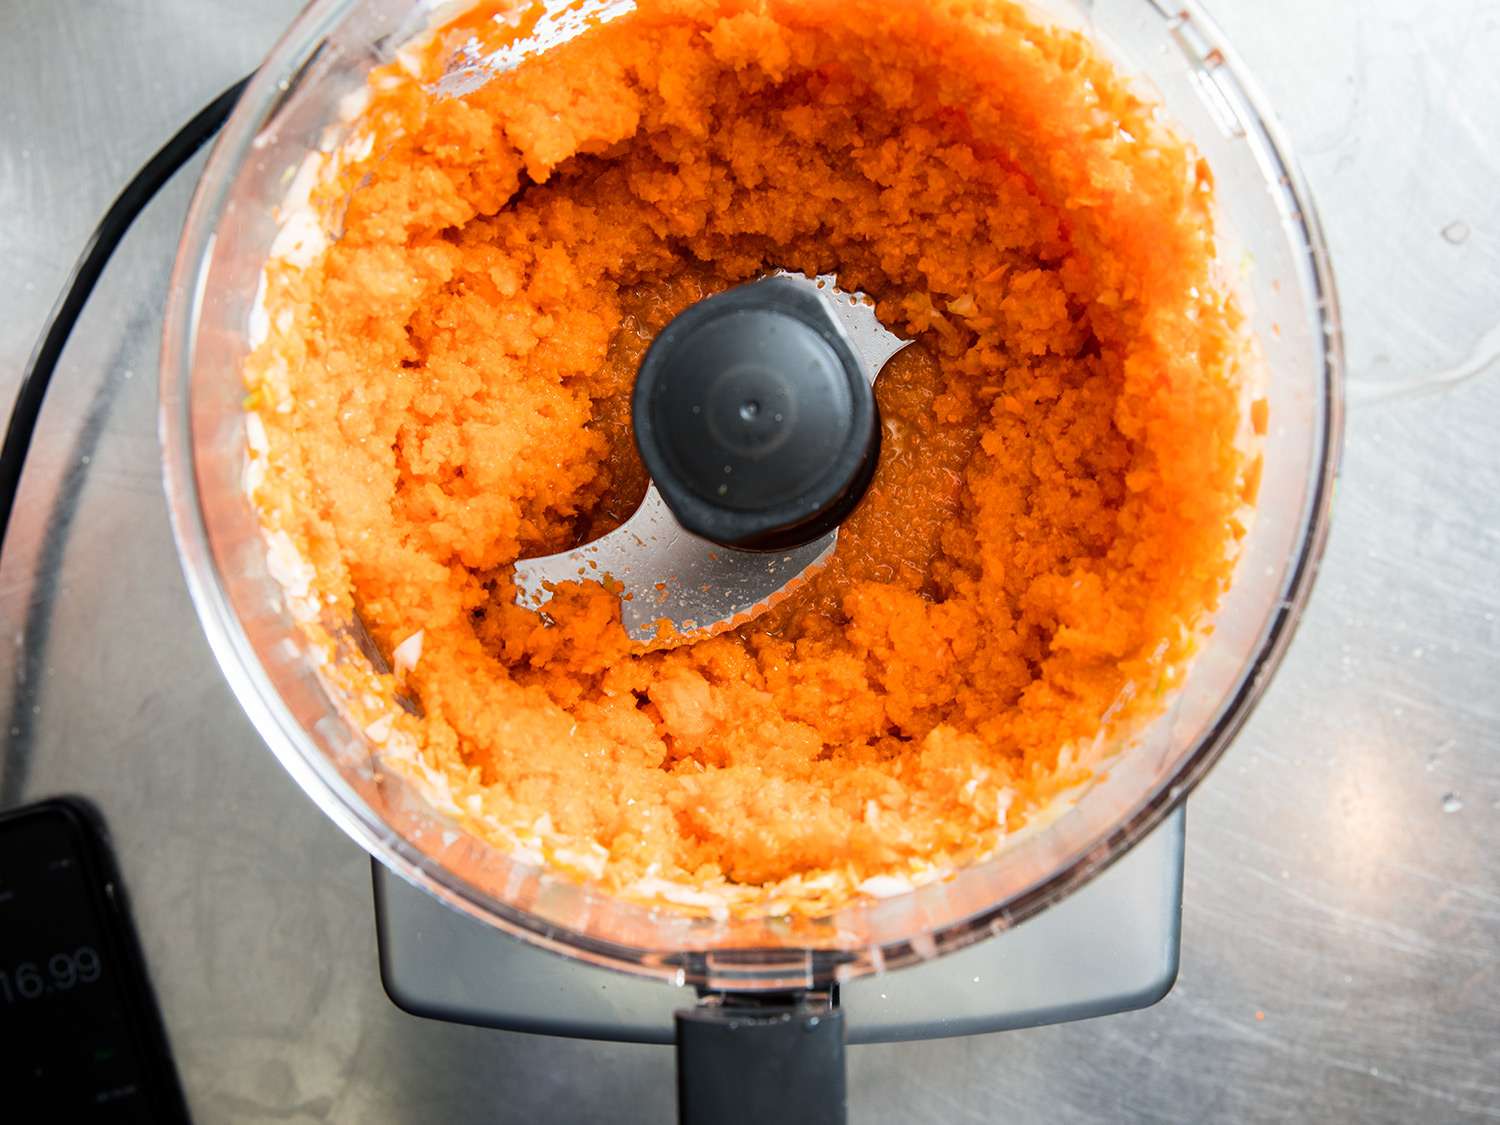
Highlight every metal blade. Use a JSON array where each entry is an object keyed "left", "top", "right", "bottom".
[
  {"left": 513, "top": 485, "right": 835, "bottom": 645},
  {"left": 510, "top": 273, "right": 909, "bottom": 647},
  {"left": 784, "top": 272, "right": 909, "bottom": 386}
]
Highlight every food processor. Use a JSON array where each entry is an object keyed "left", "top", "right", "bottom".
[{"left": 155, "top": 0, "right": 1342, "bottom": 1117}]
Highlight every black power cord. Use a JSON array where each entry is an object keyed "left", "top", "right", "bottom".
[{"left": 0, "top": 75, "right": 251, "bottom": 559}]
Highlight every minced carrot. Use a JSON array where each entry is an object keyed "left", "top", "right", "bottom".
[
  {"left": 1251, "top": 396, "right": 1270, "bottom": 436},
  {"left": 247, "top": 0, "right": 1249, "bottom": 911}
]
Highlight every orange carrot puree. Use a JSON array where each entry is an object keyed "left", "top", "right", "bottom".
[{"left": 247, "top": 0, "right": 1249, "bottom": 911}]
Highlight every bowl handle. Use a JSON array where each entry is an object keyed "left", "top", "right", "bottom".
[{"left": 676, "top": 990, "right": 846, "bottom": 1124}]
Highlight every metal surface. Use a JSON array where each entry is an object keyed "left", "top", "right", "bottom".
[
  {"left": 0, "top": 1, "right": 1496, "bottom": 1122},
  {"left": 514, "top": 483, "right": 838, "bottom": 645},
  {"left": 375, "top": 808, "right": 1181, "bottom": 1045},
  {"left": 512, "top": 275, "right": 905, "bottom": 645}
]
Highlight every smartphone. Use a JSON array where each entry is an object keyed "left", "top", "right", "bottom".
[{"left": 0, "top": 797, "right": 190, "bottom": 1122}]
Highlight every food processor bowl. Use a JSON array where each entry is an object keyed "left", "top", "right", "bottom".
[{"left": 160, "top": 0, "right": 1341, "bottom": 993}]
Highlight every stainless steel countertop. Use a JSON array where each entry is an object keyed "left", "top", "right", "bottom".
[{"left": 2, "top": 1, "right": 1497, "bottom": 1121}]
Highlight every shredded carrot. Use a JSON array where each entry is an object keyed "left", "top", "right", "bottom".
[{"left": 246, "top": 0, "right": 1250, "bottom": 912}]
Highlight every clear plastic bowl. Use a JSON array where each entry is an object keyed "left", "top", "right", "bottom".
[{"left": 160, "top": 0, "right": 1342, "bottom": 992}]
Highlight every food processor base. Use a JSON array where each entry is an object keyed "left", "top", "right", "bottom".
[{"left": 373, "top": 807, "right": 1183, "bottom": 1044}]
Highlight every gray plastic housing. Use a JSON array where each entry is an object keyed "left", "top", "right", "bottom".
[{"left": 375, "top": 808, "right": 1183, "bottom": 1044}]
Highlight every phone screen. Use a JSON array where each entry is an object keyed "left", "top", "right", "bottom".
[{"left": 0, "top": 801, "right": 188, "bottom": 1121}]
